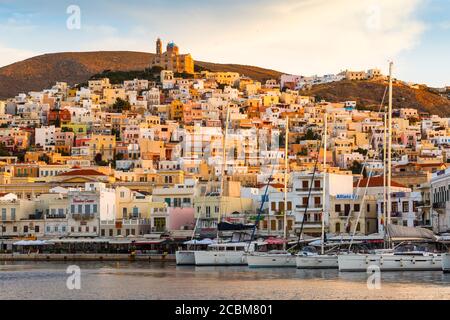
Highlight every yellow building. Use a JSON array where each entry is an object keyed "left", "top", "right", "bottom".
[
  {"left": 90, "top": 135, "right": 116, "bottom": 161},
  {"left": 103, "top": 88, "right": 126, "bottom": 106},
  {"left": 150, "top": 38, "right": 194, "bottom": 74},
  {"left": 169, "top": 100, "right": 184, "bottom": 121}
]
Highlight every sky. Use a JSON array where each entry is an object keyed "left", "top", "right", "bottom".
[{"left": 0, "top": 0, "right": 448, "bottom": 87}]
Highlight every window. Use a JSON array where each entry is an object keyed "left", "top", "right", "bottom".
[
  {"left": 117, "top": 229, "right": 121, "bottom": 236},
  {"left": 78, "top": 205, "right": 82, "bottom": 213},
  {"left": 47, "top": 226, "right": 51, "bottom": 232},
  {"left": 314, "top": 180, "right": 320, "bottom": 188},
  {"left": 344, "top": 204, "right": 351, "bottom": 215},
  {"left": 354, "top": 204, "right": 360, "bottom": 212},
  {"left": 85, "top": 205, "right": 91, "bottom": 214},
  {"left": 78, "top": 227, "right": 82, "bottom": 232},
  {"left": 335, "top": 204, "right": 342, "bottom": 213},
  {"left": 23, "top": 226, "right": 28, "bottom": 233},
  {"left": 1, "top": 208, "right": 6, "bottom": 221},
  {"left": 270, "top": 220, "right": 276, "bottom": 230},
  {"left": 93, "top": 204, "right": 97, "bottom": 213},
  {"left": 71, "top": 205, "right": 75, "bottom": 213},
  {"left": 271, "top": 202, "right": 276, "bottom": 211},
  {"left": 402, "top": 201, "right": 409, "bottom": 213},
  {"left": 335, "top": 223, "right": 341, "bottom": 233},
  {"left": 58, "top": 208, "right": 64, "bottom": 216},
  {"left": 154, "top": 217, "right": 166, "bottom": 232},
  {"left": 10, "top": 208, "right": 15, "bottom": 220},
  {"left": 62, "top": 226, "right": 66, "bottom": 232},
  {"left": 13, "top": 226, "right": 17, "bottom": 233},
  {"left": 109, "top": 229, "right": 113, "bottom": 237},
  {"left": 302, "top": 181, "right": 308, "bottom": 189}
]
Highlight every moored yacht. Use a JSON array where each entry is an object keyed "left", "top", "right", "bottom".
[
  {"left": 194, "top": 241, "right": 259, "bottom": 266},
  {"left": 246, "top": 238, "right": 297, "bottom": 268},
  {"left": 175, "top": 239, "right": 215, "bottom": 265},
  {"left": 338, "top": 225, "right": 443, "bottom": 271},
  {"left": 338, "top": 244, "right": 442, "bottom": 271}
]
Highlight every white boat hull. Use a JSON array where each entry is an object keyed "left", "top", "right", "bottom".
[
  {"left": 338, "top": 254, "right": 442, "bottom": 272},
  {"left": 442, "top": 253, "right": 450, "bottom": 272},
  {"left": 194, "top": 250, "right": 247, "bottom": 266},
  {"left": 247, "top": 254, "right": 296, "bottom": 268},
  {"left": 296, "top": 255, "right": 338, "bottom": 269},
  {"left": 175, "top": 251, "right": 196, "bottom": 265}
]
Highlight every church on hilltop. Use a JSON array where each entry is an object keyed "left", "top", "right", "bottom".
[{"left": 150, "top": 38, "right": 194, "bottom": 74}]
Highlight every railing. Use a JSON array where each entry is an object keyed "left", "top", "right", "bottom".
[{"left": 433, "top": 202, "right": 446, "bottom": 209}]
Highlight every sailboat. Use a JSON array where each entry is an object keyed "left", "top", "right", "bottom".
[
  {"left": 247, "top": 116, "right": 297, "bottom": 268},
  {"left": 194, "top": 104, "right": 259, "bottom": 266},
  {"left": 338, "top": 62, "right": 443, "bottom": 272},
  {"left": 296, "top": 113, "right": 339, "bottom": 269}
]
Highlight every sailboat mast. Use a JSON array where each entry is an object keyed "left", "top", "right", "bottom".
[
  {"left": 383, "top": 109, "right": 387, "bottom": 235},
  {"left": 217, "top": 104, "right": 231, "bottom": 235},
  {"left": 387, "top": 62, "right": 393, "bottom": 226},
  {"left": 283, "top": 116, "right": 289, "bottom": 248},
  {"left": 321, "top": 113, "right": 327, "bottom": 255}
]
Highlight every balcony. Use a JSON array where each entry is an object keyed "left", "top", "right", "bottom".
[
  {"left": 46, "top": 214, "right": 67, "bottom": 219},
  {"left": 433, "top": 202, "right": 446, "bottom": 209},
  {"left": 71, "top": 213, "right": 95, "bottom": 220}
]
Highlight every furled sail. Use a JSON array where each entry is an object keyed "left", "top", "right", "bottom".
[{"left": 387, "top": 224, "right": 438, "bottom": 241}]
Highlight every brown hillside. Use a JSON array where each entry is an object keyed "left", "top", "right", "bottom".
[
  {"left": 300, "top": 80, "right": 450, "bottom": 117},
  {"left": 0, "top": 51, "right": 282, "bottom": 99}
]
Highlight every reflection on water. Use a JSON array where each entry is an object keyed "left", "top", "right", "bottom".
[{"left": 1, "top": 261, "right": 450, "bottom": 300}]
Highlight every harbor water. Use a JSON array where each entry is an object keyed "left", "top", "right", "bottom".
[{"left": 1, "top": 261, "right": 450, "bottom": 300}]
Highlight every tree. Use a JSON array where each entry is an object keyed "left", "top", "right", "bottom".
[
  {"left": 38, "top": 154, "right": 50, "bottom": 163},
  {"left": 112, "top": 98, "right": 131, "bottom": 112},
  {"left": 299, "top": 128, "right": 320, "bottom": 141},
  {"left": 355, "top": 147, "right": 368, "bottom": 156},
  {"left": 349, "top": 160, "right": 367, "bottom": 177},
  {"left": 94, "top": 153, "right": 103, "bottom": 165}
]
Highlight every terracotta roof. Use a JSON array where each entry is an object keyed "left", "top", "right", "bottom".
[
  {"left": 353, "top": 176, "right": 407, "bottom": 188},
  {"left": 58, "top": 169, "right": 106, "bottom": 177}
]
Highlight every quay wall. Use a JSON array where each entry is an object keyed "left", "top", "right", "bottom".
[{"left": 0, "top": 253, "right": 175, "bottom": 262}]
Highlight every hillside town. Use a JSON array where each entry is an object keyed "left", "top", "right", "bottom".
[{"left": 0, "top": 39, "right": 449, "bottom": 254}]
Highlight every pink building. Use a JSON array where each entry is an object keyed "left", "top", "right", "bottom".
[{"left": 168, "top": 207, "right": 195, "bottom": 231}]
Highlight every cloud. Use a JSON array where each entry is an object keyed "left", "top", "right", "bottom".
[
  {"left": 0, "top": 44, "right": 35, "bottom": 67},
  {"left": 0, "top": 0, "right": 428, "bottom": 81},
  {"left": 78, "top": 0, "right": 426, "bottom": 77}
]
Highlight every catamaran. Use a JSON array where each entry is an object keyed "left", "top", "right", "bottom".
[{"left": 175, "top": 238, "right": 215, "bottom": 265}]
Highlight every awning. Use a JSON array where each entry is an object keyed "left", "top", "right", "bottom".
[
  {"left": 48, "top": 239, "right": 109, "bottom": 244},
  {"left": 263, "top": 238, "right": 287, "bottom": 245},
  {"left": 184, "top": 238, "right": 216, "bottom": 245},
  {"left": 13, "top": 240, "right": 52, "bottom": 246},
  {"left": 135, "top": 239, "right": 167, "bottom": 245}
]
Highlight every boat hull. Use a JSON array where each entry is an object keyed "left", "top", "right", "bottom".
[
  {"left": 338, "top": 254, "right": 442, "bottom": 272},
  {"left": 247, "top": 254, "right": 296, "bottom": 268},
  {"left": 442, "top": 253, "right": 450, "bottom": 272},
  {"left": 296, "top": 255, "right": 338, "bottom": 269},
  {"left": 194, "top": 250, "right": 247, "bottom": 266},
  {"left": 175, "top": 251, "right": 196, "bottom": 265}
]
